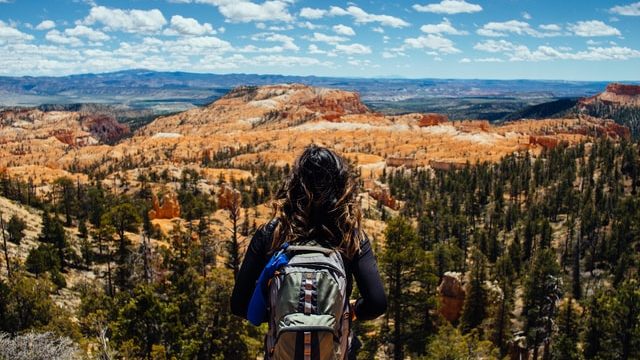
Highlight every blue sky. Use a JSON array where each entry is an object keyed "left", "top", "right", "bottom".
[{"left": 1, "top": 0, "right": 639, "bottom": 80}]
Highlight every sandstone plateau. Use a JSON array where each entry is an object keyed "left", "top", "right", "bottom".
[
  {"left": 0, "top": 83, "right": 630, "bottom": 204},
  {"left": 579, "top": 82, "right": 640, "bottom": 108}
]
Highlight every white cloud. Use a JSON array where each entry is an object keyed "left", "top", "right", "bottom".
[
  {"left": 328, "top": 6, "right": 409, "bottom": 28},
  {"left": 333, "top": 24, "right": 355, "bottom": 36},
  {"left": 163, "top": 36, "right": 232, "bottom": 52},
  {"left": 194, "top": 0, "right": 293, "bottom": 23},
  {"left": 460, "top": 57, "right": 504, "bottom": 62},
  {"left": 347, "top": 59, "right": 369, "bottom": 67},
  {"left": 382, "top": 50, "right": 405, "bottom": 58},
  {"left": 610, "top": 2, "right": 640, "bottom": 16},
  {"left": 45, "top": 30, "right": 83, "bottom": 46},
  {"left": 65, "top": 25, "right": 110, "bottom": 42},
  {"left": 474, "top": 39, "right": 518, "bottom": 53},
  {"left": 476, "top": 57, "right": 504, "bottom": 62},
  {"left": 35, "top": 20, "right": 56, "bottom": 30},
  {"left": 474, "top": 39, "right": 640, "bottom": 61},
  {"left": 568, "top": 20, "right": 621, "bottom": 37},
  {"left": 477, "top": 20, "right": 561, "bottom": 37},
  {"left": 164, "top": 15, "right": 214, "bottom": 36},
  {"left": 335, "top": 43, "right": 372, "bottom": 54},
  {"left": 251, "top": 32, "right": 298, "bottom": 51},
  {"left": 307, "top": 32, "right": 348, "bottom": 45},
  {"left": 420, "top": 18, "right": 467, "bottom": 35},
  {"left": 247, "top": 54, "right": 331, "bottom": 67},
  {"left": 0, "top": 36, "right": 332, "bottom": 76},
  {"left": 522, "top": 12, "right": 532, "bottom": 20},
  {"left": 539, "top": 24, "right": 562, "bottom": 31},
  {"left": 413, "top": 0, "right": 482, "bottom": 14},
  {"left": 308, "top": 44, "right": 326, "bottom": 54},
  {"left": 372, "top": 27, "right": 385, "bottom": 33},
  {"left": 299, "top": 7, "right": 326, "bottom": 19},
  {"left": 267, "top": 24, "right": 293, "bottom": 31},
  {"left": 403, "top": 34, "right": 460, "bottom": 54},
  {"left": 0, "top": 21, "right": 34, "bottom": 43},
  {"left": 298, "top": 21, "right": 321, "bottom": 30},
  {"left": 83, "top": 6, "right": 167, "bottom": 33}
]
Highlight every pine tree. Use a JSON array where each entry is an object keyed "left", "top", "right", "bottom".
[
  {"left": 381, "top": 216, "right": 434, "bottom": 359},
  {"left": 6, "top": 215, "right": 26, "bottom": 245},
  {"left": 617, "top": 280, "right": 640, "bottom": 360},
  {"left": 572, "top": 235, "right": 581, "bottom": 300},
  {"left": 522, "top": 249, "right": 561, "bottom": 360},
  {"left": 460, "top": 248, "right": 488, "bottom": 333},
  {"left": 53, "top": 177, "right": 76, "bottom": 227},
  {"left": 552, "top": 298, "right": 581, "bottom": 360},
  {"left": 583, "top": 293, "right": 606, "bottom": 358},
  {"left": 101, "top": 203, "right": 141, "bottom": 291},
  {"left": 492, "top": 253, "right": 515, "bottom": 356},
  {"left": 39, "top": 214, "right": 69, "bottom": 271}
]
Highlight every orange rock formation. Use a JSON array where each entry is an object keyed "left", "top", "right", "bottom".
[
  {"left": 579, "top": 83, "right": 640, "bottom": 107},
  {"left": 418, "top": 113, "right": 448, "bottom": 127},
  {"left": 365, "top": 180, "right": 398, "bottom": 210},
  {"left": 149, "top": 192, "right": 181, "bottom": 219},
  {"left": 437, "top": 272, "right": 465, "bottom": 322},
  {"left": 217, "top": 184, "right": 241, "bottom": 210},
  {"left": 0, "top": 84, "right": 631, "bottom": 198}
]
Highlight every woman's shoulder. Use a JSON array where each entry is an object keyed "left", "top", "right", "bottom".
[
  {"left": 256, "top": 217, "right": 279, "bottom": 236},
  {"left": 250, "top": 218, "right": 279, "bottom": 254}
]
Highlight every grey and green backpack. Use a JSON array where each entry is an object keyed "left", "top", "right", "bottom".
[{"left": 266, "top": 242, "right": 350, "bottom": 360}]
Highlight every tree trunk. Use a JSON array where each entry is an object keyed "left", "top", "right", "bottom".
[
  {"left": 107, "top": 251, "right": 113, "bottom": 297},
  {"left": 0, "top": 212, "right": 11, "bottom": 279}
]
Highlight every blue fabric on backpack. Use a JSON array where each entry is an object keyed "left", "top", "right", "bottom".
[{"left": 247, "top": 243, "right": 290, "bottom": 326}]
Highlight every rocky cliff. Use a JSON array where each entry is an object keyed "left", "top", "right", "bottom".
[
  {"left": 138, "top": 84, "right": 373, "bottom": 136},
  {"left": 579, "top": 82, "right": 640, "bottom": 107},
  {"left": 0, "top": 84, "right": 631, "bottom": 199}
]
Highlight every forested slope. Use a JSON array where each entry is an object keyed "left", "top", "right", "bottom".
[{"left": 1, "top": 138, "right": 638, "bottom": 359}]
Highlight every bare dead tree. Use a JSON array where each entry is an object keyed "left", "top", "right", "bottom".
[
  {"left": 97, "top": 324, "right": 117, "bottom": 360},
  {"left": 0, "top": 211, "right": 11, "bottom": 279},
  {"left": 141, "top": 232, "right": 152, "bottom": 284},
  {"left": 226, "top": 192, "right": 242, "bottom": 278}
]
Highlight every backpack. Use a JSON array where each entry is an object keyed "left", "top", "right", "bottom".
[{"left": 265, "top": 242, "right": 350, "bottom": 360}]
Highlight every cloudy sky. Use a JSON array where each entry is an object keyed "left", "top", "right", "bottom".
[{"left": 1, "top": 0, "right": 639, "bottom": 80}]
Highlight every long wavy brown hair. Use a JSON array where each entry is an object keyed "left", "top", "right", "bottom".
[{"left": 270, "top": 145, "right": 363, "bottom": 259}]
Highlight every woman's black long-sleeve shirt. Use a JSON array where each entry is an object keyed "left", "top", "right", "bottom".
[{"left": 230, "top": 220, "right": 387, "bottom": 321}]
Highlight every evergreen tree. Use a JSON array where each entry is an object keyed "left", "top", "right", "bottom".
[
  {"left": 25, "top": 244, "right": 60, "bottom": 278},
  {"left": 53, "top": 177, "right": 76, "bottom": 227},
  {"left": 39, "top": 213, "right": 69, "bottom": 270},
  {"left": 423, "top": 324, "right": 499, "bottom": 360},
  {"left": 492, "top": 253, "right": 516, "bottom": 356},
  {"left": 101, "top": 203, "right": 141, "bottom": 290},
  {"left": 522, "top": 249, "right": 561, "bottom": 360},
  {"left": 460, "top": 248, "right": 488, "bottom": 333},
  {"left": 6, "top": 215, "right": 26, "bottom": 245},
  {"left": 381, "top": 217, "right": 434, "bottom": 360},
  {"left": 552, "top": 298, "right": 581, "bottom": 360}
]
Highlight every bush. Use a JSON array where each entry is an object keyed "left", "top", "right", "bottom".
[
  {"left": 25, "top": 244, "right": 60, "bottom": 277},
  {"left": 0, "top": 331, "right": 81, "bottom": 360}
]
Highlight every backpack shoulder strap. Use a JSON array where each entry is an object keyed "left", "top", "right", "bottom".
[{"left": 287, "top": 245, "right": 334, "bottom": 256}]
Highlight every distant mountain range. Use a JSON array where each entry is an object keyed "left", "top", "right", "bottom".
[{"left": 0, "top": 69, "right": 616, "bottom": 109}]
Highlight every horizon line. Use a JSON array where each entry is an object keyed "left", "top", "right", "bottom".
[{"left": 1, "top": 68, "right": 639, "bottom": 84}]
